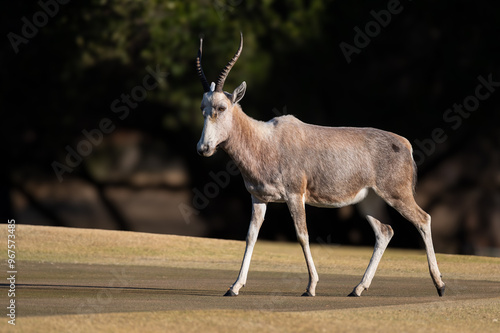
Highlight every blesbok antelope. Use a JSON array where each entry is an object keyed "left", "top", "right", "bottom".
[{"left": 195, "top": 33, "right": 445, "bottom": 297}]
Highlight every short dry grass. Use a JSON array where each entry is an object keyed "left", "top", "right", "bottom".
[{"left": 1, "top": 224, "right": 499, "bottom": 333}]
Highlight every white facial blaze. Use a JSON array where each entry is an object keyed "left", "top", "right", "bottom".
[
  {"left": 199, "top": 117, "right": 218, "bottom": 151},
  {"left": 197, "top": 92, "right": 232, "bottom": 156}
]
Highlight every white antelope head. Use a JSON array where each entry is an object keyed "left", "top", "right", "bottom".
[{"left": 196, "top": 33, "right": 246, "bottom": 157}]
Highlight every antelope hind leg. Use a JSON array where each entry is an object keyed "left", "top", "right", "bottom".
[{"left": 349, "top": 215, "right": 394, "bottom": 297}]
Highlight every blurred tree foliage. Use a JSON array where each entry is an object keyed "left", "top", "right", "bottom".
[{"left": 1, "top": 1, "right": 499, "bottom": 251}]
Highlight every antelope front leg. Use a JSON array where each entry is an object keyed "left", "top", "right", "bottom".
[
  {"left": 349, "top": 215, "right": 394, "bottom": 297},
  {"left": 287, "top": 194, "right": 319, "bottom": 297},
  {"left": 224, "top": 196, "right": 267, "bottom": 296}
]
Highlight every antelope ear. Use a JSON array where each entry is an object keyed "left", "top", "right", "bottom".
[{"left": 232, "top": 81, "right": 246, "bottom": 104}]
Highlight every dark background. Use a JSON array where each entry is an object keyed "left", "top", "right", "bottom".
[{"left": 1, "top": 0, "right": 499, "bottom": 256}]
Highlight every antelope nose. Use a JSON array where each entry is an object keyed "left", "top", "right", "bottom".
[{"left": 197, "top": 143, "right": 209, "bottom": 156}]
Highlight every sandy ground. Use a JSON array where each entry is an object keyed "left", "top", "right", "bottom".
[{"left": 16, "top": 262, "right": 500, "bottom": 315}]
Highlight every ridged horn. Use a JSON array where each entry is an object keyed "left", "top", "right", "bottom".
[
  {"left": 215, "top": 32, "right": 243, "bottom": 92},
  {"left": 196, "top": 38, "right": 210, "bottom": 93}
]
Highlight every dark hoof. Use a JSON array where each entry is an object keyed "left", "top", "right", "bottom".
[
  {"left": 301, "top": 291, "right": 314, "bottom": 297},
  {"left": 437, "top": 284, "right": 445, "bottom": 297},
  {"left": 224, "top": 289, "right": 237, "bottom": 297},
  {"left": 347, "top": 291, "right": 360, "bottom": 297}
]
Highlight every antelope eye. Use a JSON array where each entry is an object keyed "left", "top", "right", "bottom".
[{"left": 218, "top": 106, "right": 226, "bottom": 112}]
